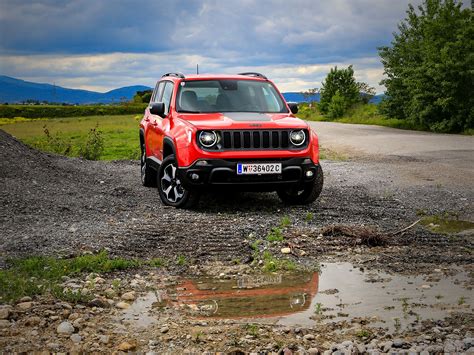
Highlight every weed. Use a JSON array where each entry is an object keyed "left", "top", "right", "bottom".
[
  {"left": 435, "top": 294, "right": 444, "bottom": 300},
  {"left": 266, "top": 227, "right": 284, "bottom": 243},
  {"left": 458, "top": 296, "right": 466, "bottom": 305},
  {"left": 245, "top": 323, "right": 259, "bottom": 337},
  {"left": 355, "top": 329, "right": 372, "bottom": 338},
  {"left": 305, "top": 212, "right": 314, "bottom": 222},
  {"left": 394, "top": 317, "right": 401, "bottom": 332},
  {"left": 149, "top": 258, "right": 167, "bottom": 268},
  {"left": 261, "top": 251, "right": 296, "bottom": 272},
  {"left": 112, "top": 279, "right": 121, "bottom": 292},
  {"left": 314, "top": 302, "right": 323, "bottom": 315},
  {"left": 280, "top": 216, "right": 291, "bottom": 227},
  {"left": 42, "top": 125, "right": 72, "bottom": 155},
  {"left": 79, "top": 124, "right": 104, "bottom": 160},
  {"left": 176, "top": 255, "right": 187, "bottom": 266}
]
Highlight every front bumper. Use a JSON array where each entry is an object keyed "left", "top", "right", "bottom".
[{"left": 177, "top": 157, "right": 318, "bottom": 191}]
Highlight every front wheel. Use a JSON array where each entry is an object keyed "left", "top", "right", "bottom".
[
  {"left": 157, "top": 155, "right": 200, "bottom": 208},
  {"left": 277, "top": 165, "right": 323, "bottom": 205}
]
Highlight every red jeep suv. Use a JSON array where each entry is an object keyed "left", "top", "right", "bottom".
[{"left": 139, "top": 72, "right": 323, "bottom": 208}]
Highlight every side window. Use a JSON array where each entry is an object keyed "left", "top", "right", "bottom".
[
  {"left": 152, "top": 82, "right": 165, "bottom": 103},
  {"left": 161, "top": 81, "right": 174, "bottom": 116}
]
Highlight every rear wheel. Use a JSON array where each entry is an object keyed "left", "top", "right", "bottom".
[
  {"left": 157, "top": 155, "right": 200, "bottom": 208},
  {"left": 277, "top": 165, "right": 323, "bottom": 205},
  {"left": 140, "top": 142, "right": 156, "bottom": 187}
]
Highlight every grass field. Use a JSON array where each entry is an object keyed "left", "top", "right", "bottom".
[{"left": 1, "top": 114, "right": 141, "bottom": 160}]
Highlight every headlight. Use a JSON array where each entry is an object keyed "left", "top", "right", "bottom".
[
  {"left": 289, "top": 130, "right": 306, "bottom": 146},
  {"left": 199, "top": 131, "right": 218, "bottom": 148}
]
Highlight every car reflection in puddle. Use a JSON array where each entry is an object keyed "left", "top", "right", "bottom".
[{"left": 120, "top": 263, "right": 472, "bottom": 332}]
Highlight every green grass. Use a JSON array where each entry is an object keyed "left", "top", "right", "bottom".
[
  {"left": 266, "top": 227, "right": 284, "bottom": 243},
  {"left": 261, "top": 251, "right": 296, "bottom": 272},
  {"left": 299, "top": 103, "right": 422, "bottom": 131},
  {"left": 1, "top": 114, "right": 141, "bottom": 160},
  {"left": 0, "top": 251, "right": 140, "bottom": 303}
]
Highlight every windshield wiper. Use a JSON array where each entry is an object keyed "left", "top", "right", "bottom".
[{"left": 178, "top": 110, "right": 202, "bottom": 113}]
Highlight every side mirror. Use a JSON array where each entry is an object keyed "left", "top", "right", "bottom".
[
  {"left": 150, "top": 102, "right": 165, "bottom": 117},
  {"left": 288, "top": 102, "right": 298, "bottom": 114}
]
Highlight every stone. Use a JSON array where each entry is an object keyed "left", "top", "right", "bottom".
[
  {"left": 444, "top": 342, "right": 456, "bottom": 353},
  {"left": 382, "top": 341, "right": 393, "bottom": 352},
  {"left": 421, "top": 284, "right": 431, "bottom": 289},
  {"left": 0, "top": 306, "right": 12, "bottom": 320},
  {"left": 72, "top": 318, "right": 84, "bottom": 329},
  {"left": 303, "top": 334, "right": 316, "bottom": 341},
  {"left": 160, "top": 325, "right": 169, "bottom": 333},
  {"left": 341, "top": 340, "right": 353, "bottom": 347},
  {"left": 104, "top": 288, "right": 115, "bottom": 298},
  {"left": 0, "top": 319, "right": 11, "bottom": 328},
  {"left": 17, "top": 302, "right": 33, "bottom": 310},
  {"left": 25, "top": 316, "right": 41, "bottom": 326},
  {"left": 117, "top": 341, "right": 136, "bottom": 351},
  {"left": 282, "top": 348, "right": 293, "bottom": 355},
  {"left": 57, "top": 321, "right": 75, "bottom": 335},
  {"left": 116, "top": 301, "right": 130, "bottom": 309},
  {"left": 88, "top": 297, "right": 109, "bottom": 308},
  {"left": 70, "top": 334, "right": 82, "bottom": 343},
  {"left": 19, "top": 296, "right": 32, "bottom": 302},
  {"left": 121, "top": 291, "right": 136, "bottom": 301},
  {"left": 356, "top": 344, "right": 366, "bottom": 353},
  {"left": 99, "top": 335, "right": 110, "bottom": 344},
  {"left": 393, "top": 339, "right": 405, "bottom": 348},
  {"left": 68, "top": 312, "right": 81, "bottom": 321},
  {"left": 281, "top": 247, "right": 291, "bottom": 254},
  {"left": 307, "top": 348, "right": 319, "bottom": 355}
]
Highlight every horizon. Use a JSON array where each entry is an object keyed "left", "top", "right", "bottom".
[{"left": 0, "top": 0, "right": 469, "bottom": 94}]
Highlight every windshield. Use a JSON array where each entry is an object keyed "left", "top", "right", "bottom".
[{"left": 176, "top": 80, "right": 288, "bottom": 113}]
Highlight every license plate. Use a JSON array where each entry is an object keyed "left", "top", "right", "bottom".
[{"left": 237, "top": 163, "right": 282, "bottom": 175}]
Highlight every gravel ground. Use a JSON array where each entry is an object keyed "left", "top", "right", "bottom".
[{"left": 1, "top": 129, "right": 473, "bottom": 271}]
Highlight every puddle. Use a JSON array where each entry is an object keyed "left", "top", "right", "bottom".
[
  {"left": 420, "top": 215, "right": 474, "bottom": 234},
  {"left": 121, "top": 263, "right": 472, "bottom": 332}
]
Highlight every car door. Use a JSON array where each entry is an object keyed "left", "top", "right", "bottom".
[
  {"left": 150, "top": 80, "right": 174, "bottom": 161},
  {"left": 146, "top": 81, "right": 165, "bottom": 158}
]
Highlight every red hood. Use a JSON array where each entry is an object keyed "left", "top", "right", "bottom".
[{"left": 176, "top": 112, "right": 308, "bottom": 130}]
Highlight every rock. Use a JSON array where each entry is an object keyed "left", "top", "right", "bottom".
[
  {"left": 88, "top": 297, "right": 110, "bottom": 308},
  {"left": 303, "top": 334, "right": 316, "bottom": 341},
  {"left": 444, "top": 342, "right": 456, "bottom": 353},
  {"left": 25, "top": 316, "right": 41, "bottom": 326},
  {"left": 99, "top": 335, "right": 110, "bottom": 344},
  {"left": 117, "top": 341, "right": 136, "bottom": 351},
  {"left": 282, "top": 348, "right": 293, "bottom": 355},
  {"left": 281, "top": 247, "right": 291, "bottom": 254},
  {"left": 464, "top": 338, "right": 474, "bottom": 347},
  {"left": 104, "top": 288, "right": 115, "bottom": 298},
  {"left": 72, "top": 318, "right": 84, "bottom": 329},
  {"left": 307, "top": 348, "right": 319, "bottom": 354},
  {"left": 421, "top": 284, "right": 431, "bottom": 289},
  {"left": 47, "top": 342, "right": 60, "bottom": 351},
  {"left": 341, "top": 340, "right": 353, "bottom": 347},
  {"left": 57, "top": 321, "right": 75, "bottom": 335},
  {"left": 17, "top": 301, "right": 33, "bottom": 310},
  {"left": 0, "top": 306, "right": 12, "bottom": 319},
  {"left": 68, "top": 312, "right": 81, "bottom": 321},
  {"left": 160, "top": 325, "right": 169, "bottom": 333},
  {"left": 0, "top": 319, "right": 11, "bottom": 328},
  {"left": 393, "top": 339, "right": 405, "bottom": 348},
  {"left": 19, "top": 296, "right": 32, "bottom": 302},
  {"left": 115, "top": 301, "right": 130, "bottom": 309},
  {"left": 322, "top": 351, "right": 332, "bottom": 355},
  {"left": 356, "top": 344, "right": 366, "bottom": 353},
  {"left": 70, "top": 334, "right": 82, "bottom": 343},
  {"left": 382, "top": 341, "right": 393, "bottom": 352},
  {"left": 121, "top": 291, "right": 136, "bottom": 301}
]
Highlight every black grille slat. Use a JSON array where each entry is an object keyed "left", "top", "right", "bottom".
[{"left": 199, "top": 129, "right": 307, "bottom": 151}]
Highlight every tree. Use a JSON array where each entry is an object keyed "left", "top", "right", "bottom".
[
  {"left": 357, "top": 82, "right": 376, "bottom": 104},
  {"left": 302, "top": 88, "right": 319, "bottom": 107},
  {"left": 379, "top": 0, "right": 473, "bottom": 133},
  {"left": 319, "top": 66, "right": 360, "bottom": 115}
]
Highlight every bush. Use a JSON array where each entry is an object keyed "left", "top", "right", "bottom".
[
  {"left": 0, "top": 104, "right": 147, "bottom": 119},
  {"left": 327, "top": 91, "right": 347, "bottom": 119},
  {"left": 319, "top": 66, "right": 360, "bottom": 115},
  {"left": 79, "top": 124, "right": 104, "bottom": 160}
]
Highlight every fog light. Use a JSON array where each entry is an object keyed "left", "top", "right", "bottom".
[
  {"left": 196, "top": 160, "right": 209, "bottom": 166},
  {"left": 191, "top": 173, "right": 199, "bottom": 181},
  {"left": 305, "top": 170, "right": 314, "bottom": 178}
]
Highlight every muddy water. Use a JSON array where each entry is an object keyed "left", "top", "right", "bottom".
[{"left": 121, "top": 263, "right": 472, "bottom": 332}]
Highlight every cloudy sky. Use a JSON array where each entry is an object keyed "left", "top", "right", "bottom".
[{"left": 0, "top": 0, "right": 435, "bottom": 93}]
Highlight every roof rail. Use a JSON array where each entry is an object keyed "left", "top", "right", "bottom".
[
  {"left": 162, "top": 72, "right": 185, "bottom": 79},
  {"left": 238, "top": 72, "right": 268, "bottom": 80}
]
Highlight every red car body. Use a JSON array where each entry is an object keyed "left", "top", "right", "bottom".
[{"left": 139, "top": 72, "right": 323, "bottom": 207}]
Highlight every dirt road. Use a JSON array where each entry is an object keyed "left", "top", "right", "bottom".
[{"left": 309, "top": 120, "right": 474, "bottom": 193}]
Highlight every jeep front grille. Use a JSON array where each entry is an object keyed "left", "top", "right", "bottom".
[{"left": 197, "top": 129, "right": 308, "bottom": 151}]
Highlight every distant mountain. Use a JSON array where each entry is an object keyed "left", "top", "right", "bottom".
[
  {"left": 283, "top": 91, "right": 385, "bottom": 104},
  {"left": 0, "top": 75, "right": 151, "bottom": 104}
]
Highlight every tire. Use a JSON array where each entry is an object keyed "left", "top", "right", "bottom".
[
  {"left": 157, "top": 154, "right": 200, "bottom": 208},
  {"left": 277, "top": 165, "right": 323, "bottom": 205},
  {"left": 140, "top": 141, "right": 156, "bottom": 187}
]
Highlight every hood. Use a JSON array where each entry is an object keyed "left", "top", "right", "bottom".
[{"left": 176, "top": 112, "right": 307, "bottom": 130}]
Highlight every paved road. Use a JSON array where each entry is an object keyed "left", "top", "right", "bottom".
[{"left": 307, "top": 121, "right": 474, "bottom": 191}]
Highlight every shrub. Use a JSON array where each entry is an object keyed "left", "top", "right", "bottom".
[{"left": 79, "top": 124, "right": 104, "bottom": 160}]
